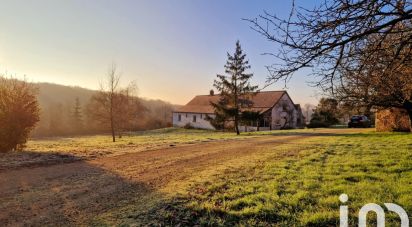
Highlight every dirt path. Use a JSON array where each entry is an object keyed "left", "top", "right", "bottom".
[{"left": 0, "top": 129, "right": 363, "bottom": 226}]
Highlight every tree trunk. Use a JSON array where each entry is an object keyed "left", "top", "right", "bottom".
[
  {"left": 404, "top": 101, "right": 412, "bottom": 132},
  {"left": 364, "top": 104, "right": 373, "bottom": 119},
  {"left": 235, "top": 116, "right": 240, "bottom": 135},
  {"left": 110, "top": 104, "right": 116, "bottom": 142},
  {"left": 111, "top": 118, "right": 116, "bottom": 142}
]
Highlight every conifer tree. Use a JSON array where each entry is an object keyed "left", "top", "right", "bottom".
[
  {"left": 72, "top": 97, "right": 83, "bottom": 132},
  {"left": 212, "top": 41, "right": 258, "bottom": 135}
]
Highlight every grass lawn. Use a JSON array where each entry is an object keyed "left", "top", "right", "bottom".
[
  {"left": 26, "top": 127, "right": 277, "bottom": 156},
  {"left": 123, "top": 130, "right": 412, "bottom": 226},
  {"left": 1, "top": 128, "right": 272, "bottom": 170},
  {"left": 1, "top": 127, "right": 313, "bottom": 170},
  {"left": 1, "top": 128, "right": 411, "bottom": 226}
]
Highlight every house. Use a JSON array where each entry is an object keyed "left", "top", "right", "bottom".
[{"left": 172, "top": 91, "right": 305, "bottom": 131}]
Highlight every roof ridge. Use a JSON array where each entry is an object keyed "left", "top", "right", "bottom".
[
  {"left": 195, "top": 90, "right": 286, "bottom": 96},
  {"left": 255, "top": 90, "right": 286, "bottom": 93},
  {"left": 176, "top": 90, "right": 291, "bottom": 113}
]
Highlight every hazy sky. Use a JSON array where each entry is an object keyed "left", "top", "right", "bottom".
[{"left": 0, "top": 0, "right": 320, "bottom": 105}]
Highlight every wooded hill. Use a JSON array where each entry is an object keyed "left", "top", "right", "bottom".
[{"left": 32, "top": 82, "right": 177, "bottom": 137}]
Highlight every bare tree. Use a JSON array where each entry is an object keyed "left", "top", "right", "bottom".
[
  {"left": 335, "top": 32, "right": 412, "bottom": 121},
  {"left": 87, "top": 64, "right": 145, "bottom": 141},
  {"left": 88, "top": 64, "right": 122, "bottom": 142},
  {"left": 246, "top": 0, "right": 412, "bottom": 124},
  {"left": 115, "top": 82, "right": 144, "bottom": 137},
  {"left": 106, "top": 65, "right": 120, "bottom": 142}
]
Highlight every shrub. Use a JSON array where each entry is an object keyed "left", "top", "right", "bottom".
[
  {"left": 183, "top": 123, "right": 194, "bottom": 129},
  {"left": 0, "top": 77, "right": 40, "bottom": 152},
  {"left": 307, "top": 119, "right": 329, "bottom": 128},
  {"left": 307, "top": 111, "right": 338, "bottom": 128}
]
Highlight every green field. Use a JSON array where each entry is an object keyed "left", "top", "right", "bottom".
[
  {"left": 1, "top": 128, "right": 411, "bottom": 226},
  {"left": 124, "top": 130, "right": 412, "bottom": 226},
  {"left": 2, "top": 128, "right": 271, "bottom": 169},
  {"left": 27, "top": 128, "right": 277, "bottom": 156}
]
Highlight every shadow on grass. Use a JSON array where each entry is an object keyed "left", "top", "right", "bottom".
[
  {"left": 0, "top": 152, "right": 160, "bottom": 226},
  {"left": 0, "top": 150, "right": 83, "bottom": 171}
]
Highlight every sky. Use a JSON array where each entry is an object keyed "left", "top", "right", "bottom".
[{"left": 0, "top": 0, "right": 320, "bottom": 105}]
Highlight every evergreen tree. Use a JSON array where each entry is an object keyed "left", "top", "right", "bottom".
[
  {"left": 72, "top": 97, "right": 83, "bottom": 132},
  {"left": 308, "top": 98, "right": 340, "bottom": 128},
  {"left": 241, "top": 110, "right": 262, "bottom": 131},
  {"left": 205, "top": 99, "right": 227, "bottom": 130},
  {"left": 212, "top": 41, "right": 258, "bottom": 135}
]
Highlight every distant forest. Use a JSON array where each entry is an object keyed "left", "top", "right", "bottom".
[{"left": 32, "top": 83, "right": 177, "bottom": 137}]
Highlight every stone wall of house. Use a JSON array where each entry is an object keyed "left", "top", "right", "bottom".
[
  {"left": 375, "top": 108, "right": 411, "bottom": 132},
  {"left": 271, "top": 94, "right": 297, "bottom": 129},
  {"left": 172, "top": 112, "right": 215, "bottom": 130}
]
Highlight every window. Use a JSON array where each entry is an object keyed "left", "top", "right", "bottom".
[
  {"left": 178, "top": 114, "right": 181, "bottom": 121},
  {"left": 200, "top": 114, "right": 202, "bottom": 119},
  {"left": 193, "top": 115, "right": 197, "bottom": 122}
]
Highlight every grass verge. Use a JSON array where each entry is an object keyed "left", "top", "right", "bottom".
[{"left": 123, "top": 131, "right": 412, "bottom": 226}]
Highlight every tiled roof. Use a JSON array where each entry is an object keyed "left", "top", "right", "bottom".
[{"left": 174, "top": 91, "right": 287, "bottom": 114}]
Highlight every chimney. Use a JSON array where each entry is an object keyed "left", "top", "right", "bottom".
[{"left": 209, "top": 89, "right": 214, "bottom": 96}]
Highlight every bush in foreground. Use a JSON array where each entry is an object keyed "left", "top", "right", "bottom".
[{"left": 0, "top": 77, "right": 40, "bottom": 152}]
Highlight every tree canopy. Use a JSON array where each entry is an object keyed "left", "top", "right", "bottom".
[{"left": 247, "top": 0, "right": 412, "bottom": 127}]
